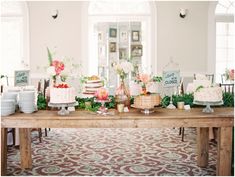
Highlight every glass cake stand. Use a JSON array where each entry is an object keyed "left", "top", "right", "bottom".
[
  {"left": 48, "top": 102, "right": 77, "bottom": 116},
  {"left": 193, "top": 100, "right": 223, "bottom": 113},
  {"left": 94, "top": 98, "right": 111, "bottom": 115},
  {"left": 131, "top": 104, "right": 155, "bottom": 114}
]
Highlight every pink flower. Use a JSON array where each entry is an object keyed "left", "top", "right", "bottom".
[
  {"left": 52, "top": 60, "right": 64, "bottom": 75},
  {"left": 229, "top": 69, "right": 234, "bottom": 80},
  {"left": 95, "top": 88, "right": 109, "bottom": 100},
  {"left": 139, "top": 74, "right": 150, "bottom": 84}
]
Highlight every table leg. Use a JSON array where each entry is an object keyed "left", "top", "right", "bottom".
[
  {"left": 197, "top": 127, "right": 209, "bottom": 167},
  {"left": 1, "top": 128, "right": 7, "bottom": 176},
  {"left": 19, "top": 128, "right": 32, "bottom": 169},
  {"left": 216, "top": 127, "right": 232, "bottom": 176}
]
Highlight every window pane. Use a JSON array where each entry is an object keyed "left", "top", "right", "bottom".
[
  {"left": 216, "top": 48, "right": 227, "bottom": 61},
  {"left": 89, "top": 0, "right": 150, "bottom": 15},
  {"left": 228, "top": 23, "right": 235, "bottom": 35},
  {"left": 1, "top": 17, "right": 23, "bottom": 77},
  {"left": 216, "top": 23, "right": 227, "bottom": 35},
  {"left": 228, "top": 49, "right": 234, "bottom": 59},
  {"left": 216, "top": 36, "right": 227, "bottom": 48},
  {"left": 228, "top": 36, "right": 234, "bottom": 48},
  {"left": 1, "top": 1, "right": 22, "bottom": 16}
]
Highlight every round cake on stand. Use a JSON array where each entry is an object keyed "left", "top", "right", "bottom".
[
  {"left": 48, "top": 84, "right": 77, "bottom": 115},
  {"left": 193, "top": 86, "right": 223, "bottom": 113},
  {"left": 132, "top": 93, "right": 161, "bottom": 114}
]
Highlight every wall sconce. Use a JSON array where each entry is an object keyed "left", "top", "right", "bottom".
[
  {"left": 179, "top": 8, "right": 187, "bottom": 18},
  {"left": 51, "top": 10, "right": 58, "bottom": 19}
]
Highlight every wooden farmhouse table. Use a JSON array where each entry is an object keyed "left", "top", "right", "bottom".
[{"left": 1, "top": 107, "right": 234, "bottom": 176}]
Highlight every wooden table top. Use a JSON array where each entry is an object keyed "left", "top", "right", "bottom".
[{"left": 1, "top": 107, "right": 234, "bottom": 128}]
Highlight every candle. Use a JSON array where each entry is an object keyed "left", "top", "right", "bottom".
[
  {"left": 177, "top": 102, "right": 185, "bottom": 110},
  {"left": 117, "top": 104, "right": 124, "bottom": 113}
]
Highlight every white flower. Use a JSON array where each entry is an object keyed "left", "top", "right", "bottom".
[
  {"left": 120, "top": 61, "right": 133, "bottom": 74},
  {"left": 47, "top": 66, "right": 56, "bottom": 76}
]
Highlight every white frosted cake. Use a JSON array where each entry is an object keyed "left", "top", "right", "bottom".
[
  {"left": 187, "top": 80, "right": 211, "bottom": 93},
  {"left": 50, "top": 86, "right": 76, "bottom": 104},
  {"left": 83, "top": 75, "right": 103, "bottom": 95},
  {"left": 194, "top": 87, "right": 223, "bottom": 102}
]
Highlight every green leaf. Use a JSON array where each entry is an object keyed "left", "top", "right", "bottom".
[
  {"left": 223, "top": 92, "right": 234, "bottom": 107},
  {"left": 47, "top": 47, "right": 53, "bottom": 65},
  {"left": 195, "top": 85, "right": 204, "bottom": 92}
]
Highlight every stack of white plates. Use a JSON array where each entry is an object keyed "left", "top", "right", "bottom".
[
  {"left": 1, "top": 99, "right": 16, "bottom": 116},
  {"left": 19, "top": 91, "right": 36, "bottom": 114},
  {"left": 2, "top": 92, "right": 18, "bottom": 105}
]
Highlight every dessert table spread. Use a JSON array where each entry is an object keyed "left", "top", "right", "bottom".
[{"left": 1, "top": 108, "right": 234, "bottom": 176}]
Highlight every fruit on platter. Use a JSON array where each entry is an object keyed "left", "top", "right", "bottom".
[
  {"left": 95, "top": 88, "right": 109, "bottom": 100},
  {"left": 88, "top": 75, "right": 100, "bottom": 80},
  {"left": 54, "top": 83, "right": 69, "bottom": 88}
]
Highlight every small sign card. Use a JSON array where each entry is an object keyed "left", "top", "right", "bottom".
[
  {"left": 163, "top": 70, "right": 180, "bottom": 87},
  {"left": 14, "top": 70, "right": 30, "bottom": 86}
]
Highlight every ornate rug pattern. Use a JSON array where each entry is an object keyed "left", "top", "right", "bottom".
[{"left": 7, "top": 128, "right": 217, "bottom": 176}]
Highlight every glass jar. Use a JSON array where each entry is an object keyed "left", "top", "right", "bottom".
[{"left": 115, "top": 79, "right": 131, "bottom": 108}]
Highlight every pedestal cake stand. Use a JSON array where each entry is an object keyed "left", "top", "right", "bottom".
[
  {"left": 48, "top": 102, "right": 77, "bottom": 115},
  {"left": 131, "top": 104, "right": 155, "bottom": 114},
  {"left": 193, "top": 100, "right": 223, "bottom": 113},
  {"left": 94, "top": 98, "right": 111, "bottom": 115}
]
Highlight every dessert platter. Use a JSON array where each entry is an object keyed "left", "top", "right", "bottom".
[{"left": 48, "top": 83, "right": 77, "bottom": 115}]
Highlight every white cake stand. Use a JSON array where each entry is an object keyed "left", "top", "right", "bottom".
[
  {"left": 193, "top": 100, "right": 223, "bottom": 113},
  {"left": 48, "top": 102, "right": 77, "bottom": 116}
]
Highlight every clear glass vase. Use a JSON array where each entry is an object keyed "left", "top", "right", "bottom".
[{"left": 115, "top": 79, "right": 131, "bottom": 108}]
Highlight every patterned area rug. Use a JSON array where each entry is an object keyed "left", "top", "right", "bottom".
[{"left": 7, "top": 128, "right": 217, "bottom": 176}]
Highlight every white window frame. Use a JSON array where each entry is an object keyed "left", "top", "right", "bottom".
[{"left": 1, "top": 2, "right": 30, "bottom": 84}]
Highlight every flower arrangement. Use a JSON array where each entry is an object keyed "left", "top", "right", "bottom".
[
  {"left": 46, "top": 47, "right": 80, "bottom": 84},
  {"left": 135, "top": 74, "right": 150, "bottom": 88},
  {"left": 225, "top": 68, "right": 234, "bottom": 81},
  {"left": 112, "top": 60, "right": 134, "bottom": 81},
  {"left": 135, "top": 74, "right": 162, "bottom": 94},
  {"left": 46, "top": 48, "right": 64, "bottom": 83}
]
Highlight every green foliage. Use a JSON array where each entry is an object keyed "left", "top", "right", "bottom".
[
  {"left": 75, "top": 97, "right": 100, "bottom": 112},
  {"left": 173, "top": 93, "right": 194, "bottom": 106},
  {"left": 161, "top": 96, "right": 170, "bottom": 108},
  {"left": 130, "top": 96, "right": 134, "bottom": 105},
  {"left": 161, "top": 93, "right": 194, "bottom": 107},
  {"left": 223, "top": 92, "right": 234, "bottom": 107},
  {"left": 47, "top": 47, "right": 53, "bottom": 65},
  {"left": 76, "top": 96, "right": 113, "bottom": 112},
  {"left": 105, "top": 95, "right": 115, "bottom": 109},
  {"left": 37, "top": 92, "right": 47, "bottom": 110},
  {"left": 152, "top": 76, "right": 162, "bottom": 83}
]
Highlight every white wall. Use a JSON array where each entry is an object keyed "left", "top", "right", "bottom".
[
  {"left": 28, "top": 1, "right": 82, "bottom": 77},
  {"left": 28, "top": 1, "right": 212, "bottom": 80},
  {"left": 156, "top": 1, "right": 209, "bottom": 76}
]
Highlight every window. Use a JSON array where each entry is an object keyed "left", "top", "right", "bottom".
[
  {"left": 88, "top": 1, "right": 152, "bottom": 94},
  {"left": 215, "top": 0, "right": 234, "bottom": 83},
  {"left": 1, "top": 1, "right": 29, "bottom": 85}
]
